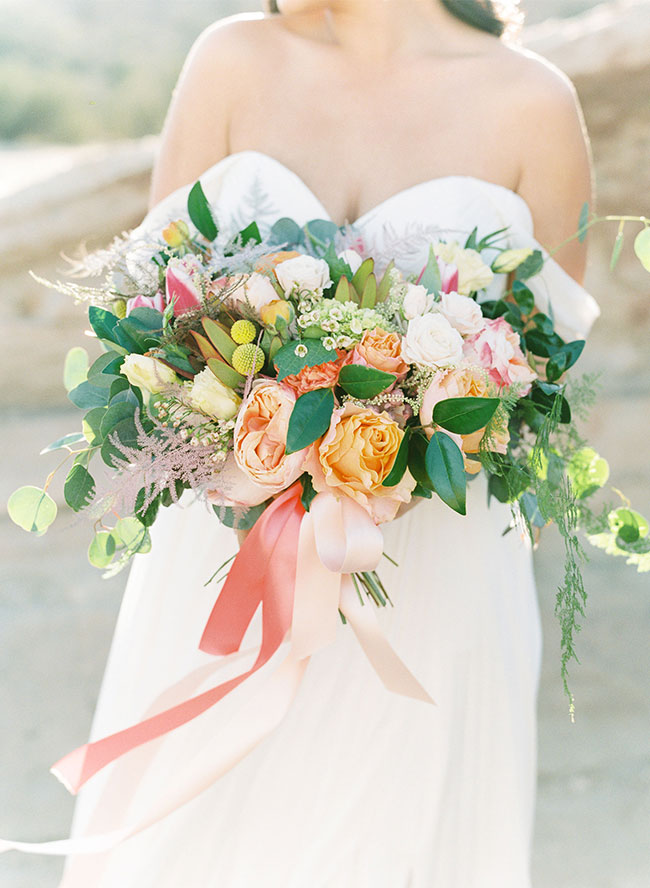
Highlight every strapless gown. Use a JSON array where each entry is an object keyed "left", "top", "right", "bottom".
[{"left": 59, "top": 151, "right": 600, "bottom": 888}]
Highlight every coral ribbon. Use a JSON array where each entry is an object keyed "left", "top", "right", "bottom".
[{"left": 0, "top": 484, "right": 432, "bottom": 858}]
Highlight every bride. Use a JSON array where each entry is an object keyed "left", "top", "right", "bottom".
[{"left": 55, "top": 1, "right": 598, "bottom": 886}]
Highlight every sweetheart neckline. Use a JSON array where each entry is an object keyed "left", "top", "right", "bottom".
[{"left": 213, "top": 149, "right": 534, "bottom": 231}]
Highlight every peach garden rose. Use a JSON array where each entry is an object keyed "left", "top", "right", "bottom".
[
  {"left": 353, "top": 327, "right": 409, "bottom": 379},
  {"left": 233, "top": 380, "right": 308, "bottom": 493},
  {"left": 306, "top": 404, "right": 415, "bottom": 524}
]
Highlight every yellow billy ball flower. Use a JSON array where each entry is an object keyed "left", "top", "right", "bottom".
[
  {"left": 232, "top": 343, "right": 265, "bottom": 375},
  {"left": 231, "top": 319, "right": 257, "bottom": 344}
]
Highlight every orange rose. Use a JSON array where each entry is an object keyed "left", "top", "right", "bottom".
[
  {"left": 234, "top": 380, "right": 307, "bottom": 493},
  {"left": 306, "top": 404, "right": 414, "bottom": 523},
  {"left": 353, "top": 327, "right": 409, "bottom": 378},
  {"left": 282, "top": 351, "right": 351, "bottom": 398},
  {"left": 254, "top": 251, "right": 302, "bottom": 276}
]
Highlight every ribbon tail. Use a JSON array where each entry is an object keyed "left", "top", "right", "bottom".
[
  {"left": 339, "top": 578, "right": 435, "bottom": 705},
  {"left": 0, "top": 651, "right": 308, "bottom": 858}
]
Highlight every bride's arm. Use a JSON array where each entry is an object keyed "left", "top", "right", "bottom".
[
  {"left": 147, "top": 16, "right": 263, "bottom": 211},
  {"left": 513, "top": 57, "right": 594, "bottom": 285}
]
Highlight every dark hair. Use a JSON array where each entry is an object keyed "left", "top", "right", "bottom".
[{"left": 265, "top": 1, "right": 522, "bottom": 38}]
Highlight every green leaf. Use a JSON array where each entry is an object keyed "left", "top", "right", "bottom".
[
  {"left": 634, "top": 226, "right": 650, "bottom": 272},
  {"left": 546, "top": 340, "right": 585, "bottom": 383},
  {"left": 609, "top": 507, "right": 649, "bottom": 544},
  {"left": 425, "top": 432, "right": 467, "bottom": 515},
  {"left": 382, "top": 427, "right": 411, "bottom": 487},
  {"left": 610, "top": 225, "right": 625, "bottom": 271},
  {"left": 63, "top": 464, "right": 96, "bottom": 512},
  {"left": 113, "top": 517, "right": 151, "bottom": 553},
  {"left": 87, "top": 351, "right": 119, "bottom": 379},
  {"left": 68, "top": 380, "right": 111, "bottom": 409},
  {"left": 214, "top": 500, "right": 270, "bottom": 531},
  {"left": 274, "top": 339, "right": 333, "bottom": 381},
  {"left": 567, "top": 447, "right": 609, "bottom": 499},
  {"left": 83, "top": 407, "right": 107, "bottom": 445},
  {"left": 418, "top": 244, "right": 442, "bottom": 295},
  {"left": 408, "top": 432, "right": 433, "bottom": 491},
  {"left": 432, "top": 397, "right": 500, "bottom": 435},
  {"left": 7, "top": 486, "right": 57, "bottom": 535},
  {"left": 334, "top": 276, "right": 352, "bottom": 303},
  {"left": 286, "top": 388, "right": 335, "bottom": 454},
  {"left": 338, "top": 364, "right": 396, "bottom": 399},
  {"left": 135, "top": 489, "right": 161, "bottom": 527},
  {"left": 519, "top": 492, "right": 546, "bottom": 529},
  {"left": 202, "top": 318, "right": 236, "bottom": 363},
  {"left": 100, "top": 402, "right": 139, "bottom": 467},
  {"left": 88, "top": 306, "right": 119, "bottom": 342},
  {"left": 464, "top": 227, "right": 479, "bottom": 250},
  {"left": 238, "top": 220, "right": 262, "bottom": 246},
  {"left": 511, "top": 281, "right": 535, "bottom": 316},
  {"left": 530, "top": 386, "right": 571, "bottom": 424},
  {"left": 63, "top": 347, "right": 89, "bottom": 392},
  {"left": 88, "top": 531, "right": 116, "bottom": 568},
  {"left": 207, "top": 358, "right": 245, "bottom": 389},
  {"left": 300, "top": 473, "right": 318, "bottom": 512},
  {"left": 269, "top": 217, "right": 304, "bottom": 247},
  {"left": 187, "top": 180, "right": 218, "bottom": 241},
  {"left": 40, "top": 432, "right": 86, "bottom": 455},
  {"left": 578, "top": 201, "right": 590, "bottom": 243},
  {"left": 323, "top": 242, "right": 354, "bottom": 290},
  {"left": 514, "top": 250, "right": 544, "bottom": 281},
  {"left": 360, "top": 274, "right": 377, "bottom": 308},
  {"left": 351, "top": 258, "right": 374, "bottom": 297},
  {"left": 524, "top": 329, "right": 565, "bottom": 358}
]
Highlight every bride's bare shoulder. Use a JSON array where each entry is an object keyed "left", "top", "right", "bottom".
[{"left": 190, "top": 11, "right": 289, "bottom": 63}]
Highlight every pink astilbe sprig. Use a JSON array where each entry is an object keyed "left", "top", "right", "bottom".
[{"left": 90, "top": 410, "right": 225, "bottom": 521}]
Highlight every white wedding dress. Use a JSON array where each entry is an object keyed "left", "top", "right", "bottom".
[{"left": 58, "top": 151, "right": 600, "bottom": 888}]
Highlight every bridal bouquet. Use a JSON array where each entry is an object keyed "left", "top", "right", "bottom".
[{"left": 9, "top": 181, "right": 650, "bottom": 721}]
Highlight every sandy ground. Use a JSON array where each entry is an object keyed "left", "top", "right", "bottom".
[{"left": 0, "top": 410, "right": 648, "bottom": 888}]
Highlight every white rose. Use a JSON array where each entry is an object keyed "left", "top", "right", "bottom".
[
  {"left": 227, "top": 272, "right": 278, "bottom": 315},
  {"left": 401, "top": 313, "right": 464, "bottom": 370},
  {"left": 186, "top": 367, "right": 241, "bottom": 421},
  {"left": 403, "top": 283, "right": 434, "bottom": 320},
  {"left": 337, "top": 248, "right": 363, "bottom": 275},
  {"left": 274, "top": 255, "right": 332, "bottom": 297},
  {"left": 120, "top": 354, "right": 178, "bottom": 394},
  {"left": 434, "top": 241, "right": 494, "bottom": 295},
  {"left": 437, "top": 291, "right": 485, "bottom": 336}
]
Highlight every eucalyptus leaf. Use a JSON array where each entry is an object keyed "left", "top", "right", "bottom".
[
  {"left": 88, "top": 532, "right": 116, "bottom": 568},
  {"left": 68, "top": 380, "right": 111, "bottom": 409},
  {"left": 634, "top": 226, "right": 650, "bottom": 272},
  {"left": 63, "top": 464, "right": 96, "bottom": 512},
  {"left": 514, "top": 250, "right": 544, "bottom": 281},
  {"left": 40, "top": 432, "right": 86, "bottom": 455},
  {"left": 63, "top": 347, "right": 89, "bottom": 392},
  {"left": 8, "top": 486, "right": 57, "bottom": 535},
  {"left": 269, "top": 217, "right": 304, "bottom": 247}
]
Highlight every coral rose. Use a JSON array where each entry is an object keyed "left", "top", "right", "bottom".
[
  {"left": 234, "top": 381, "right": 308, "bottom": 494},
  {"left": 354, "top": 327, "right": 409, "bottom": 379},
  {"left": 463, "top": 317, "right": 537, "bottom": 391},
  {"left": 282, "top": 351, "right": 351, "bottom": 398},
  {"left": 306, "top": 404, "right": 415, "bottom": 523}
]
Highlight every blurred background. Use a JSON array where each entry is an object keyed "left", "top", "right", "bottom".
[{"left": 0, "top": 1, "right": 648, "bottom": 886}]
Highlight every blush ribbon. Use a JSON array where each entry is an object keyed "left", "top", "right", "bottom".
[{"left": 0, "top": 484, "right": 432, "bottom": 859}]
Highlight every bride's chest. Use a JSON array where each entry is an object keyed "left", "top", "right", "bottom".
[{"left": 228, "top": 56, "right": 519, "bottom": 227}]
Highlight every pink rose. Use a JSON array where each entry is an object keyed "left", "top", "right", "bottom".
[
  {"left": 233, "top": 380, "right": 308, "bottom": 494},
  {"left": 463, "top": 317, "right": 536, "bottom": 392}
]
